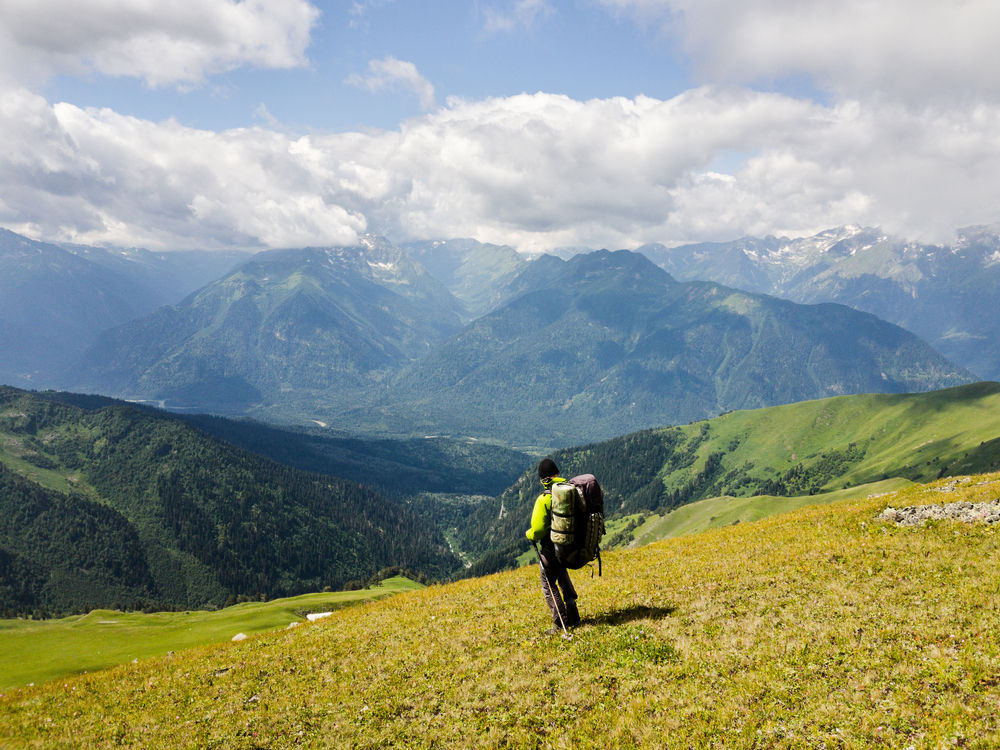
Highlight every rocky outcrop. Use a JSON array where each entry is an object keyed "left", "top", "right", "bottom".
[{"left": 879, "top": 499, "right": 1000, "bottom": 526}]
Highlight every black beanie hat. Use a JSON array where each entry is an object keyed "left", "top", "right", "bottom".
[{"left": 538, "top": 458, "right": 558, "bottom": 479}]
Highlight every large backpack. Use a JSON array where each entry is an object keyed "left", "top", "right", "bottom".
[{"left": 549, "top": 474, "right": 605, "bottom": 574}]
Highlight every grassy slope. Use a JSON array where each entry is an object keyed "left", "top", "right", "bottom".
[
  {"left": 677, "top": 382, "right": 1000, "bottom": 492},
  {"left": 0, "top": 577, "right": 422, "bottom": 692},
  {"left": 4, "top": 476, "right": 1000, "bottom": 748},
  {"left": 626, "top": 478, "right": 914, "bottom": 546},
  {"left": 468, "top": 382, "right": 1000, "bottom": 570},
  {"left": 0, "top": 422, "right": 100, "bottom": 498}
]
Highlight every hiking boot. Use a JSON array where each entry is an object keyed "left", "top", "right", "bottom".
[
  {"left": 545, "top": 625, "right": 563, "bottom": 635},
  {"left": 565, "top": 600, "right": 581, "bottom": 627}
]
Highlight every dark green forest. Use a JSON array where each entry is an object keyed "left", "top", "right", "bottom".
[
  {"left": 0, "top": 463, "right": 156, "bottom": 617},
  {"left": 180, "top": 413, "right": 530, "bottom": 499},
  {"left": 0, "top": 387, "right": 460, "bottom": 616}
]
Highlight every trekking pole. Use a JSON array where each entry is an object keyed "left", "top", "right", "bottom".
[{"left": 532, "top": 542, "right": 571, "bottom": 640}]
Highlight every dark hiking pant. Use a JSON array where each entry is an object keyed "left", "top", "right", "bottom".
[{"left": 538, "top": 544, "right": 579, "bottom": 626}]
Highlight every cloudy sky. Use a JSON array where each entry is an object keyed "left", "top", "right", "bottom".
[{"left": 2, "top": 0, "right": 1000, "bottom": 253}]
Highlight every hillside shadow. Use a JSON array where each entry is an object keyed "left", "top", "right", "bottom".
[{"left": 584, "top": 604, "right": 676, "bottom": 627}]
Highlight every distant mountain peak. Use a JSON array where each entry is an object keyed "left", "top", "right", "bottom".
[
  {"left": 359, "top": 233, "right": 395, "bottom": 252},
  {"left": 559, "top": 248, "right": 673, "bottom": 287},
  {"left": 73, "top": 235, "right": 466, "bottom": 406},
  {"left": 569, "top": 247, "right": 661, "bottom": 269},
  {"left": 641, "top": 224, "right": 1000, "bottom": 381}
]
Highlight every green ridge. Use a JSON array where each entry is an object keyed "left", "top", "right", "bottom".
[{"left": 462, "top": 381, "right": 1000, "bottom": 570}]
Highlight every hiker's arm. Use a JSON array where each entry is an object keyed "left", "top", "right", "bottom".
[{"left": 525, "top": 493, "right": 550, "bottom": 541}]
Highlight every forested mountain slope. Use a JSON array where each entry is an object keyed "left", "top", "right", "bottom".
[
  {"left": 181, "top": 413, "right": 530, "bottom": 498},
  {"left": 0, "top": 387, "right": 459, "bottom": 616},
  {"left": 72, "top": 237, "right": 464, "bottom": 409}
]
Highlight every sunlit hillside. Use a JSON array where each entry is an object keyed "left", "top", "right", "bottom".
[{"left": 4, "top": 474, "right": 1000, "bottom": 748}]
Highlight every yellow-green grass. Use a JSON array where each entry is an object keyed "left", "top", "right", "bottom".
[
  {"left": 4, "top": 475, "right": 1000, "bottom": 748},
  {"left": 0, "top": 577, "right": 422, "bottom": 692},
  {"left": 628, "top": 478, "right": 914, "bottom": 546},
  {"left": 659, "top": 382, "right": 1000, "bottom": 494}
]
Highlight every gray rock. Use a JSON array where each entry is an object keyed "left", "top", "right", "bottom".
[{"left": 879, "top": 499, "right": 1000, "bottom": 526}]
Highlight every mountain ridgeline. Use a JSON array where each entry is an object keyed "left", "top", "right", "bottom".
[
  {"left": 0, "top": 387, "right": 460, "bottom": 617},
  {"left": 0, "top": 225, "right": 980, "bottom": 445},
  {"left": 640, "top": 224, "right": 1000, "bottom": 380}
]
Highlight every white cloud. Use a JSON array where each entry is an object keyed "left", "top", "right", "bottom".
[
  {"left": 0, "top": 85, "right": 367, "bottom": 249},
  {"left": 346, "top": 57, "right": 437, "bottom": 111},
  {"left": 482, "top": 0, "right": 554, "bottom": 34},
  {"left": 5, "top": 83, "right": 1000, "bottom": 252},
  {"left": 347, "top": 0, "right": 396, "bottom": 30},
  {"left": 0, "top": 0, "right": 320, "bottom": 87},
  {"left": 599, "top": 0, "right": 1000, "bottom": 103},
  {"left": 1, "top": 0, "right": 996, "bottom": 257}
]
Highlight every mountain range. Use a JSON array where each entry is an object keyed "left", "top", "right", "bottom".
[
  {"left": 639, "top": 224, "right": 1000, "bottom": 380},
  {"left": 356, "top": 249, "right": 969, "bottom": 445},
  {"left": 0, "top": 225, "right": 991, "bottom": 446},
  {"left": 71, "top": 243, "right": 972, "bottom": 445},
  {"left": 0, "top": 229, "right": 248, "bottom": 388}
]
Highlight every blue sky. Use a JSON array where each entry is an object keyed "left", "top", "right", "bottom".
[
  {"left": 3, "top": 0, "right": 1000, "bottom": 253},
  {"left": 41, "top": 2, "right": 693, "bottom": 132}
]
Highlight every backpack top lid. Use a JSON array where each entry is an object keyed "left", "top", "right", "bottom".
[{"left": 567, "top": 474, "right": 603, "bottom": 515}]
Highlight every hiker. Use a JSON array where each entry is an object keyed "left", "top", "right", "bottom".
[{"left": 526, "top": 458, "right": 581, "bottom": 632}]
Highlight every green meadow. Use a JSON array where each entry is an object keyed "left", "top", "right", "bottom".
[
  {"left": 625, "top": 478, "right": 914, "bottom": 545},
  {"left": 0, "top": 577, "right": 422, "bottom": 691},
  {"left": 4, "top": 474, "right": 1000, "bottom": 748},
  {"left": 482, "top": 382, "right": 1000, "bottom": 573},
  {"left": 656, "top": 382, "right": 1000, "bottom": 496}
]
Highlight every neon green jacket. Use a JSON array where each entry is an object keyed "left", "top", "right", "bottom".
[{"left": 525, "top": 476, "right": 566, "bottom": 542}]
